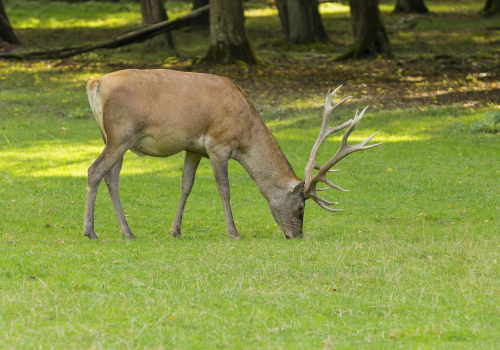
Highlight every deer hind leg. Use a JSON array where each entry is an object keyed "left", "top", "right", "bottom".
[
  {"left": 170, "top": 151, "right": 202, "bottom": 237},
  {"left": 84, "top": 144, "right": 130, "bottom": 239},
  {"left": 209, "top": 151, "right": 242, "bottom": 239},
  {"left": 104, "top": 156, "right": 135, "bottom": 239}
]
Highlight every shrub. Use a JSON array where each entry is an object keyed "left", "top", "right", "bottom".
[{"left": 471, "top": 111, "right": 500, "bottom": 133}]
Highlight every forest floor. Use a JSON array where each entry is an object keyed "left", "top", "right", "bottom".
[{"left": 2, "top": 0, "right": 500, "bottom": 112}]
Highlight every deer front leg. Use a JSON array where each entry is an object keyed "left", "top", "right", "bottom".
[
  {"left": 169, "top": 151, "right": 202, "bottom": 237},
  {"left": 209, "top": 153, "right": 242, "bottom": 239},
  {"left": 104, "top": 156, "right": 135, "bottom": 239}
]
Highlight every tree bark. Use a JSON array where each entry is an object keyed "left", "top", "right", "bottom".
[
  {"left": 393, "top": 0, "right": 429, "bottom": 14},
  {"left": 193, "top": 0, "right": 209, "bottom": 8},
  {"left": 202, "top": 0, "right": 262, "bottom": 65},
  {"left": 191, "top": 0, "right": 209, "bottom": 28},
  {"left": 0, "top": 0, "right": 21, "bottom": 45},
  {"left": 483, "top": 0, "right": 500, "bottom": 16},
  {"left": 337, "top": 0, "right": 391, "bottom": 60},
  {"left": 140, "top": 0, "right": 174, "bottom": 49},
  {"left": 275, "top": 0, "right": 328, "bottom": 44}
]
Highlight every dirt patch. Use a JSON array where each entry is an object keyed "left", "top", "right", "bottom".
[
  {"left": 185, "top": 55, "right": 500, "bottom": 110},
  {"left": 42, "top": 50, "right": 500, "bottom": 111}
]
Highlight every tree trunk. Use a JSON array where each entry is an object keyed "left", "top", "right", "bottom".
[
  {"left": 0, "top": 0, "right": 21, "bottom": 45},
  {"left": 275, "top": 0, "right": 290, "bottom": 41},
  {"left": 275, "top": 0, "right": 328, "bottom": 44},
  {"left": 337, "top": 0, "right": 391, "bottom": 60},
  {"left": 202, "top": 0, "right": 262, "bottom": 65},
  {"left": 140, "top": 0, "right": 174, "bottom": 49},
  {"left": 193, "top": 0, "right": 209, "bottom": 7},
  {"left": 393, "top": 0, "right": 429, "bottom": 14},
  {"left": 191, "top": 0, "right": 209, "bottom": 28},
  {"left": 483, "top": 0, "right": 500, "bottom": 16}
]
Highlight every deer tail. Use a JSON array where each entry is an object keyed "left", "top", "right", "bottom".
[{"left": 87, "top": 79, "right": 107, "bottom": 144}]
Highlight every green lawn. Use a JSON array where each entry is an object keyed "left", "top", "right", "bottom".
[{"left": 1, "top": 0, "right": 500, "bottom": 348}]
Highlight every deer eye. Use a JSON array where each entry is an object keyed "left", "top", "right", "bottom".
[{"left": 298, "top": 205, "right": 304, "bottom": 212}]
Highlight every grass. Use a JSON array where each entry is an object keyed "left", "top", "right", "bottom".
[{"left": 1, "top": 0, "right": 500, "bottom": 348}]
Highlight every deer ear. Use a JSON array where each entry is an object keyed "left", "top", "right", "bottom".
[{"left": 288, "top": 181, "right": 305, "bottom": 193}]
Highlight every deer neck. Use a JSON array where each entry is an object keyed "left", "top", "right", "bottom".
[{"left": 235, "top": 124, "right": 301, "bottom": 200}]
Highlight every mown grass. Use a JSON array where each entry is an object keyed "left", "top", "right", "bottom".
[{"left": 1, "top": 0, "right": 500, "bottom": 349}]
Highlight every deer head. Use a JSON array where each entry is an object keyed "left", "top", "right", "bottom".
[{"left": 279, "top": 85, "right": 381, "bottom": 238}]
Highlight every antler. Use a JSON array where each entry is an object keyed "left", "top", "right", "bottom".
[{"left": 303, "top": 86, "right": 381, "bottom": 212}]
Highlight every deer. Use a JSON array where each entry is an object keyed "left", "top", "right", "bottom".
[{"left": 84, "top": 69, "right": 380, "bottom": 240}]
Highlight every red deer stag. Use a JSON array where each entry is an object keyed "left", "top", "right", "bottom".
[{"left": 84, "top": 69, "right": 380, "bottom": 240}]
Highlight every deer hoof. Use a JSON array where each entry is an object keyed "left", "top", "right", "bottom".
[
  {"left": 122, "top": 231, "right": 136, "bottom": 239},
  {"left": 229, "top": 233, "right": 243, "bottom": 239},
  {"left": 84, "top": 231, "right": 99, "bottom": 240},
  {"left": 169, "top": 229, "right": 182, "bottom": 238}
]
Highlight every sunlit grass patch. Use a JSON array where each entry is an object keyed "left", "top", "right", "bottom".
[
  {"left": 319, "top": 2, "right": 350, "bottom": 14},
  {"left": 425, "top": 0, "right": 485, "bottom": 13},
  {"left": 16, "top": 15, "right": 141, "bottom": 30},
  {"left": 245, "top": 7, "right": 278, "bottom": 18},
  {"left": 7, "top": 1, "right": 141, "bottom": 29},
  {"left": 5, "top": 0, "right": 191, "bottom": 30},
  {"left": 1, "top": 141, "right": 102, "bottom": 178}
]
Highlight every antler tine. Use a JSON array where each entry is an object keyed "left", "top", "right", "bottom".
[
  {"left": 316, "top": 200, "right": 343, "bottom": 212},
  {"left": 316, "top": 187, "right": 329, "bottom": 192},
  {"left": 308, "top": 191, "right": 342, "bottom": 212},
  {"left": 323, "top": 85, "right": 351, "bottom": 122},
  {"left": 325, "top": 98, "right": 353, "bottom": 124},
  {"left": 308, "top": 191, "right": 338, "bottom": 206},
  {"left": 319, "top": 175, "right": 349, "bottom": 192},
  {"left": 360, "top": 132, "right": 382, "bottom": 149},
  {"left": 303, "top": 88, "right": 381, "bottom": 213},
  {"left": 304, "top": 86, "right": 353, "bottom": 189},
  {"left": 324, "top": 86, "right": 342, "bottom": 113},
  {"left": 319, "top": 106, "right": 381, "bottom": 173},
  {"left": 339, "top": 106, "right": 368, "bottom": 148},
  {"left": 314, "top": 165, "right": 339, "bottom": 173}
]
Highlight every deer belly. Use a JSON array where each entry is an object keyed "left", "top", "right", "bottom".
[{"left": 130, "top": 135, "right": 187, "bottom": 157}]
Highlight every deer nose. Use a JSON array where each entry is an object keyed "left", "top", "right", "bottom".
[{"left": 284, "top": 232, "right": 303, "bottom": 239}]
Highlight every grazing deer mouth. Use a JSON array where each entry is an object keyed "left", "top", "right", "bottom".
[
  {"left": 284, "top": 230, "right": 303, "bottom": 239},
  {"left": 280, "top": 222, "right": 303, "bottom": 239}
]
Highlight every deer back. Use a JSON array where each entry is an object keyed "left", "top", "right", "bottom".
[{"left": 87, "top": 69, "right": 262, "bottom": 158}]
